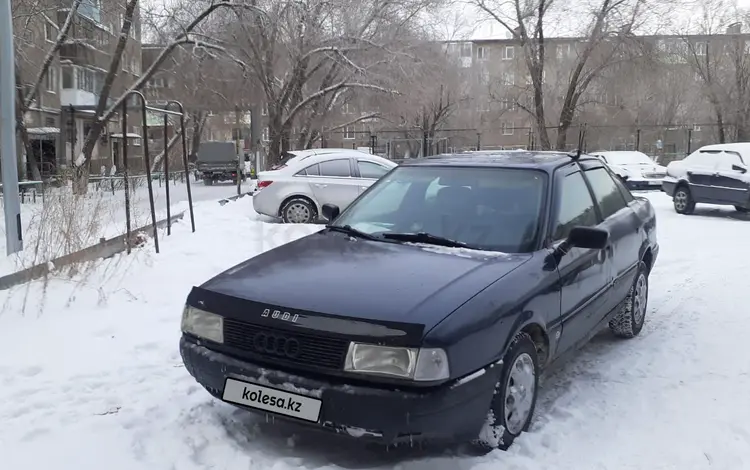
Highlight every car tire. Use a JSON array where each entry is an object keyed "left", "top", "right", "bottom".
[
  {"left": 472, "top": 332, "right": 539, "bottom": 452},
  {"left": 281, "top": 197, "right": 317, "bottom": 224},
  {"left": 672, "top": 185, "right": 695, "bottom": 214},
  {"left": 609, "top": 260, "right": 649, "bottom": 339},
  {"left": 734, "top": 205, "right": 749, "bottom": 213}
]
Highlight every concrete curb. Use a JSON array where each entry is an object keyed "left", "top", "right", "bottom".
[
  {"left": 0, "top": 211, "right": 185, "bottom": 291},
  {"left": 218, "top": 191, "right": 254, "bottom": 206}
]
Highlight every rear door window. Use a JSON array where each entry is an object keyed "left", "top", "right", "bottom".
[{"left": 319, "top": 159, "right": 352, "bottom": 177}]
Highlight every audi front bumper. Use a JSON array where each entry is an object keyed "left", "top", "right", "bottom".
[{"left": 179, "top": 335, "right": 497, "bottom": 445}]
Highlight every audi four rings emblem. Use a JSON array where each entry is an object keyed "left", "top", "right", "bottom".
[
  {"left": 261, "top": 308, "right": 299, "bottom": 323},
  {"left": 253, "top": 332, "right": 301, "bottom": 358}
]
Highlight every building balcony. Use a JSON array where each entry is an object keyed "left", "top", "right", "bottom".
[{"left": 60, "top": 88, "right": 99, "bottom": 107}]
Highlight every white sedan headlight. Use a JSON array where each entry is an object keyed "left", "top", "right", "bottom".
[
  {"left": 181, "top": 305, "right": 224, "bottom": 343},
  {"left": 344, "top": 343, "right": 450, "bottom": 381}
]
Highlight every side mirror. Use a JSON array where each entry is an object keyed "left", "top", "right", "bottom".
[
  {"left": 321, "top": 203, "right": 340, "bottom": 222},
  {"left": 732, "top": 163, "right": 747, "bottom": 174},
  {"left": 567, "top": 226, "right": 609, "bottom": 250}
]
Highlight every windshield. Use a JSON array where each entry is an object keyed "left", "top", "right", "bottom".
[
  {"left": 603, "top": 152, "right": 655, "bottom": 165},
  {"left": 332, "top": 166, "right": 547, "bottom": 253}
]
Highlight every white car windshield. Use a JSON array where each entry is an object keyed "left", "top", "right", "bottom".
[
  {"left": 331, "top": 166, "right": 547, "bottom": 253},
  {"left": 602, "top": 152, "right": 655, "bottom": 166}
]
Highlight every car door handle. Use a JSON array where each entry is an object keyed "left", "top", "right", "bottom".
[{"left": 314, "top": 183, "right": 328, "bottom": 188}]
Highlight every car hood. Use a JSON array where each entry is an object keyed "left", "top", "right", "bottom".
[{"left": 199, "top": 231, "right": 530, "bottom": 333}]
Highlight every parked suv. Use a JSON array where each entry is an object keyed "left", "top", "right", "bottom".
[
  {"left": 662, "top": 143, "right": 750, "bottom": 214},
  {"left": 180, "top": 151, "right": 659, "bottom": 451}
]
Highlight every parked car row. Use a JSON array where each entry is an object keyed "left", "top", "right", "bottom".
[{"left": 181, "top": 150, "right": 659, "bottom": 451}]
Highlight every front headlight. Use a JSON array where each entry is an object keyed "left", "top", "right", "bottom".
[
  {"left": 344, "top": 343, "right": 450, "bottom": 381},
  {"left": 181, "top": 305, "right": 224, "bottom": 343}
]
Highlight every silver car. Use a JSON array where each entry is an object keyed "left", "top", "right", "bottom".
[{"left": 253, "top": 149, "right": 397, "bottom": 223}]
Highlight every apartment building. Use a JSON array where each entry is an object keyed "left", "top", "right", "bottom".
[
  {"left": 13, "top": 0, "right": 143, "bottom": 178},
  {"left": 439, "top": 25, "right": 750, "bottom": 153}
]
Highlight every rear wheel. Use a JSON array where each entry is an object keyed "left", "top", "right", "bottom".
[
  {"left": 609, "top": 260, "right": 649, "bottom": 339},
  {"left": 472, "top": 332, "right": 539, "bottom": 452},
  {"left": 734, "top": 205, "right": 749, "bottom": 213},
  {"left": 673, "top": 186, "right": 695, "bottom": 214},
  {"left": 203, "top": 178, "right": 214, "bottom": 186},
  {"left": 281, "top": 198, "right": 317, "bottom": 224}
]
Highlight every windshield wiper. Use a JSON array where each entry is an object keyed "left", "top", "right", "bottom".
[
  {"left": 381, "top": 232, "right": 470, "bottom": 248},
  {"left": 327, "top": 224, "right": 383, "bottom": 241}
]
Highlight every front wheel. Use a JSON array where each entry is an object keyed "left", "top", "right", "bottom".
[
  {"left": 673, "top": 186, "right": 695, "bottom": 214},
  {"left": 472, "top": 332, "right": 539, "bottom": 452}
]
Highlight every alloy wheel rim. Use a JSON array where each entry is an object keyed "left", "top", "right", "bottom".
[
  {"left": 674, "top": 191, "right": 687, "bottom": 211},
  {"left": 286, "top": 203, "right": 310, "bottom": 223},
  {"left": 504, "top": 353, "right": 536, "bottom": 435},
  {"left": 633, "top": 273, "right": 648, "bottom": 325}
]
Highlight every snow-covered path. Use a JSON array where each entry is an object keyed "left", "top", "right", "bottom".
[{"left": 1, "top": 192, "right": 749, "bottom": 470}]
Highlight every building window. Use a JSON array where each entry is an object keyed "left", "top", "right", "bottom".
[
  {"left": 500, "top": 99, "right": 516, "bottom": 111},
  {"left": 62, "top": 67, "right": 73, "bottom": 88},
  {"left": 460, "top": 43, "right": 472, "bottom": 58},
  {"left": 344, "top": 126, "right": 355, "bottom": 140},
  {"left": 262, "top": 127, "right": 269, "bottom": 141},
  {"left": 45, "top": 117, "right": 56, "bottom": 127},
  {"left": 502, "top": 71, "right": 515, "bottom": 86},
  {"left": 343, "top": 103, "right": 352, "bottom": 114},
  {"left": 44, "top": 22, "right": 56, "bottom": 42},
  {"left": 45, "top": 68, "right": 57, "bottom": 92},
  {"left": 477, "top": 46, "right": 487, "bottom": 60},
  {"left": 502, "top": 45, "right": 514, "bottom": 60},
  {"left": 480, "top": 70, "right": 490, "bottom": 85},
  {"left": 695, "top": 42, "right": 707, "bottom": 56},
  {"left": 502, "top": 122, "right": 514, "bottom": 135},
  {"left": 261, "top": 103, "right": 268, "bottom": 116}
]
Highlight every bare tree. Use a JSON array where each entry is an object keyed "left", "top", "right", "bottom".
[
  {"left": 470, "top": 0, "right": 665, "bottom": 149},
  {"left": 70, "top": 0, "right": 264, "bottom": 194},
  {"left": 377, "top": 41, "right": 470, "bottom": 156},
  {"left": 224, "top": 0, "right": 441, "bottom": 164},
  {"left": 12, "top": 0, "right": 83, "bottom": 180},
  {"left": 680, "top": 0, "right": 750, "bottom": 142}
]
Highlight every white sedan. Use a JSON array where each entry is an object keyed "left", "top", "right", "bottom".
[
  {"left": 252, "top": 149, "right": 397, "bottom": 223},
  {"left": 590, "top": 150, "right": 667, "bottom": 190}
]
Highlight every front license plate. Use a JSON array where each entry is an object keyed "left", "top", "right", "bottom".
[{"left": 222, "top": 378, "right": 322, "bottom": 423}]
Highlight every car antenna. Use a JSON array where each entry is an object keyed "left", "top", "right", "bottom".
[{"left": 567, "top": 123, "right": 587, "bottom": 161}]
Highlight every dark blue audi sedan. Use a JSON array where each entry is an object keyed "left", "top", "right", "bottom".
[{"left": 179, "top": 151, "right": 659, "bottom": 451}]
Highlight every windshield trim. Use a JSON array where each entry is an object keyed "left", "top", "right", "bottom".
[{"left": 332, "top": 165, "right": 550, "bottom": 254}]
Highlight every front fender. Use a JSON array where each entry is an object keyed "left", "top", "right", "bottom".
[{"left": 422, "top": 252, "right": 561, "bottom": 379}]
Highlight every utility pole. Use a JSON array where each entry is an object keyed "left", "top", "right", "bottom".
[{"left": 0, "top": 0, "right": 23, "bottom": 254}]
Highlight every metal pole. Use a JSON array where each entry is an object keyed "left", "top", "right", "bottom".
[
  {"left": 168, "top": 102, "right": 195, "bottom": 232},
  {"left": 636, "top": 128, "right": 641, "bottom": 151},
  {"left": 122, "top": 100, "right": 132, "bottom": 254},
  {"left": 163, "top": 112, "right": 171, "bottom": 236},
  {"left": 136, "top": 92, "right": 159, "bottom": 253},
  {"left": 235, "top": 105, "right": 242, "bottom": 196},
  {"left": 0, "top": 0, "right": 23, "bottom": 254},
  {"left": 686, "top": 128, "right": 693, "bottom": 156}
]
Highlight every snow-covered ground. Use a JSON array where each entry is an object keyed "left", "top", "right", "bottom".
[
  {"left": 0, "top": 179, "right": 254, "bottom": 274},
  {"left": 1, "top": 192, "right": 750, "bottom": 469}
]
